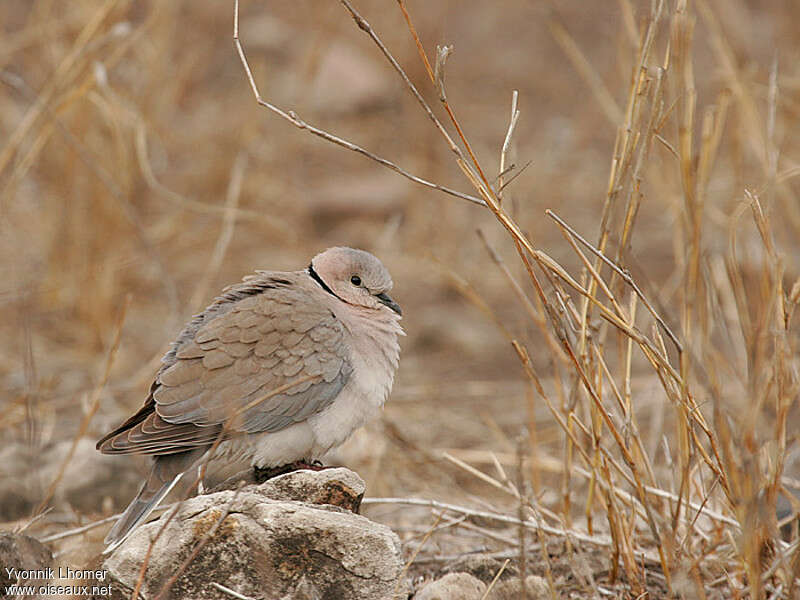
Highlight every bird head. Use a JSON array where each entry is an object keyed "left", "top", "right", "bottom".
[{"left": 310, "top": 247, "right": 401, "bottom": 316}]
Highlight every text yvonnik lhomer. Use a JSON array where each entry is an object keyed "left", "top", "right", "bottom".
[{"left": 4, "top": 566, "right": 111, "bottom": 597}]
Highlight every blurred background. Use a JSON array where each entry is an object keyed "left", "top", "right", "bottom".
[{"left": 1, "top": 0, "right": 799, "bottom": 579}]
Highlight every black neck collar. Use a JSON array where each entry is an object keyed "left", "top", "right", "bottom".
[{"left": 308, "top": 263, "right": 337, "bottom": 297}]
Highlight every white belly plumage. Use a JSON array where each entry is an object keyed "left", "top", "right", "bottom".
[
  {"left": 213, "top": 319, "right": 399, "bottom": 469},
  {"left": 214, "top": 376, "right": 388, "bottom": 468}
]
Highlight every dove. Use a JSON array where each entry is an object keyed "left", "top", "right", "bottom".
[{"left": 96, "top": 247, "right": 403, "bottom": 553}]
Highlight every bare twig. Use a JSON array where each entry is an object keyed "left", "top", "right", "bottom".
[
  {"left": 33, "top": 296, "right": 130, "bottom": 518},
  {"left": 392, "top": 512, "right": 444, "bottom": 596},
  {"left": 480, "top": 559, "right": 511, "bottom": 600},
  {"left": 362, "top": 496, "right": 656, "bottom": 561},
  {"left": 188, "top": 152, "right": 247, "bottom": 312},
  {"left": 39, "top": 508, "right": 167, "bottom": 544},
  {"left": 232, "top": 0, "right": 484, "bottom": 207},
  {"left": 153, "top": 484, "right": 245, "bottom": 600},
  {"left": 210, "top": 583, "right": 257, "bottom": 600},
  {"left": 498, "top": 90, "right": 520, "bottom": 202},
  {"left": 546, "top": 209, "right": 682, "bottom": 353}
]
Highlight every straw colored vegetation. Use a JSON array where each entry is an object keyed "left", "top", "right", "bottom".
[{"left": 2, "top": 0, "right": 799, "bottom": 597}]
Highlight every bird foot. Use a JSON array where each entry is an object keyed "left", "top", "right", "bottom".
[
  {"left": 253, "top": 460, "right": 329, "bottom": 482},
  {"left": 298, "top": 459, "right": 326, "bottom": 471}
]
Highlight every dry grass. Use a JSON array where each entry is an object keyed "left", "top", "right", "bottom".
[{"left": 2, "top": 0, "right": 800, "bottom": 598}]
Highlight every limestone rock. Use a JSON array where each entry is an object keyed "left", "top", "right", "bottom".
[
  {"left": 441, "top": 554, "right": 518, "bottom": 584},
  {"left": 215, "top": 465, "right": 365, "bottom": 513},
  {"left": 0, "top": 438, "right": 140, "bottom": 521},
  {"left": 414, "top": 570, "right": 549, "bottom": 600},
  {"left": 309, "top": 173, "right": 409, "bottom": 223},
  {"left": 0, "top": 532, "right": 53, "bottom": 591},
  {"left": 310, "top": 42, "right": 396, "bottom": 114},
  {"left": 415, "top": 572, "right": 487, "bottom": 600},
  {"left": 101, "top": 468, "right": 404, "bottom": 599},
  {"left": 485, "top": 575, "right": 550, "bottom": 599}
]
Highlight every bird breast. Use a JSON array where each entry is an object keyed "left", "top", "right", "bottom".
[
  {"left": 236, "top": 305, "right": 402, "bottom": 467},
  {"left": 304, "top": 306, "right": 402, "bottom": 456},
  {"left": 341, "top": 306, "right": 402, "bottom": 405}
]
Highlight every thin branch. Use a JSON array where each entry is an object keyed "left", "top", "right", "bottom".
[
  {"left": 391, "top": 0, "right": 495, "bottom": 191},
  {"left": 39, "top": 508, "right": 166, "bottom": 544},
  {"left": 33, "top": 297, "right": 130, "bottom": 518},
  {"left": 546, "top": 209, "right": 683, "bottom": 353},
  {"left": 361, "top": 497, "right": 659, "bottom": 563},
  {"left": 499, "top": 90, "right": 520, "bottom": 201},
  {"left": 153, "top": 484, "right": 245, "bottom": 600},
  {"left": 480, "top": 559, "right": 511, "bottom": 600},
  {"left": 232, "top": 0, "right": 484, "bottom": 207},
  {"left": 210, "top": 583, "right": 257, "bottom": 600}
]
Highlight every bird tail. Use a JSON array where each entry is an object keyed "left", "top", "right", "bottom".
[
  {"left": 103, "top": 471, "right": 183, "bottom": 554},
  {"left": 103, "top": 449, "right": 207, "bottom": 554}
]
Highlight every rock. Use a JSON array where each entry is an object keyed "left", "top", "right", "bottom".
[
  {"left": 485, "top": 575, "right": 550, "bottom": 599},
  {"left": 0, "top": 438, "right": 140, "bottom": 521},
  {"left": 309, "top": 172, "right": 409, "bottom": 224},
  {"left": 215, "top": 465, "right": 365, "bottom": 514},
  {"left": 101, "top": 468, "right": 404, "bottom": 599},
  {"left": 415, "top": 572, "right": 486, "bottom": 600},
  {"left": 414, "top": 569, "right": 549, "bottom": 600},
  {"left": 310, "top": 42, "right": 396, "bottom": 114},
  {"left": 0, "top": 532, "right": 53, "bottom": 591},
  {"left": 258, "top": 466, "right": 365, "bottom": 513},
  {"left": 0, "top": 445, "right": 36, "bottom": 521},
  {"left": 39, "top": 438, "right": 142, "bottom": 514},
  {"left": 441, "top": 554, "right": 518, "bottom": 584}
]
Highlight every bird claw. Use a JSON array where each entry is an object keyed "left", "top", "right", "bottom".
[{"left": 252, "top": 460, "right": 330, "bottom": 482}]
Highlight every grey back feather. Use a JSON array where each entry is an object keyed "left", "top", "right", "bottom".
[{"left": 152, "top": 272, "right": 352, "bottom": 438}]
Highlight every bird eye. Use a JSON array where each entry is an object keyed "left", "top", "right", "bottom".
[{"left": 350, "top": 275, "right": 362, "bottom": 286}]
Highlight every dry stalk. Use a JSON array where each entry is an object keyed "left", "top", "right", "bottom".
[
  {"left": 224, "top": 0, "right": 800, "bottom": 593},
  {"left": 33, "top": 295, "right": 130, "bottom": 518},
  {"left": 362, "top": 496, "right": 655, "bottom": 560},
  {"left": 392, "top": 512, "right": 443, "bottom": 597},
  {"left": 188, "top": 152, "right": 247, "bottom": 313},
  {"left": 232, "top": 0, "right": 484, "bottom": 207},
  {"left": 0, "top": 0, "right": 123, "bottom": 176},
  {"left": 516, "top": 435, "right": 528, "bottom": 599},
  {"left": 152, "top": 483, "right": 246, "bottom": 600},
  {"left": 480, "top": 558, "right": 510, "bottom": 600},
  {"left": 129, "top": 373, "right": 324, "bottom": 600}
]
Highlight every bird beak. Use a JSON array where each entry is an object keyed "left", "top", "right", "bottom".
[{"left": 376, "top": 292, "right": 402, "bottom": 316}]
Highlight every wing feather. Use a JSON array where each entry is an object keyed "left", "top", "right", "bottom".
[
  {"left": 98, "top": 274, "right": 353, "bottom": 456},
  {"left": 104, "top": 279, "right": 351, "bottom": 455}
]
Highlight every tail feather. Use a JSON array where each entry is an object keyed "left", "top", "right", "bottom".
[
  {"left": 103, "top": 448, "right": 208, "bottom": 554},
  {"left": 103, "top": 473, "right": 183, "bottom": 554}
]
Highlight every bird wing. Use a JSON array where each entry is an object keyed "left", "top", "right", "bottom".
[
  {"left": 96, "top": 392, "right": 225, "bottom": 455},
  {"left": 98, "top": 280, "right": 352, "bottom": 455}
]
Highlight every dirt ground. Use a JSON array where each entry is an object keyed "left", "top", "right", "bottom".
[{"left": 2, "top": 1, "right": 800, "bottom": 598}]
